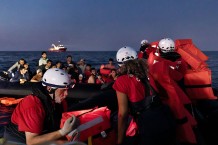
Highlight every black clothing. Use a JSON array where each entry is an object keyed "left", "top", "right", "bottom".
[
  {"left": 160, "top": 52, "right": 181, "bottom": 62},
  {"left": 67, "top": 82, "right": 117, "bottom": 113}
]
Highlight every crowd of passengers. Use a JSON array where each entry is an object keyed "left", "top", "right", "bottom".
[{"left": 3, "top": 51, "right": 118, "bottom": 84}]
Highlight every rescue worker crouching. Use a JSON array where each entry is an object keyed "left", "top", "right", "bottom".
[{"left": 4, "top": 68, "right": 77, "bottom": 145}]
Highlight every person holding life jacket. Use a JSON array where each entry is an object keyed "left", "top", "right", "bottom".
[
  {"left": 100, "top": 58, "right": 116, "bottom": 77},
  {"left": 113, "top": 46, "right": 176, "bottom": 145},
  {"left": 148, "top": 38, "right": 197, "bottom": 144},
  {"left": 4, "top": 68, "right": 77, "bottom": 145},
  {"left": 148, "top": 38, "right": 188, "bottom": 76}
]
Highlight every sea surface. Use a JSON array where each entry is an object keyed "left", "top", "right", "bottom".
[{"left": 0, "top": 51, "right": 217, "bottom": 88}]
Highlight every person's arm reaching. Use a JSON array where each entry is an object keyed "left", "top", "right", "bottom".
[
  {"left": 8, "top": 62, "right": 18, "bottom": 73},
  {"left": 116, "top": 91, "right": 128, "bottom": 145},
  {"left": 25, "top": 116, "right": 76, "bottom": 145}
]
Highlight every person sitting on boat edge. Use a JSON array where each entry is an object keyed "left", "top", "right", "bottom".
[
  {"left": 95, "top": 72, "right": 105, "bottom": 84},
  {"left": 87, "top": 67, "right": 97, "bottom": 84},
  {"left": 105, "top": 68, "right": 118, "bottom": 83},
  {"left": 4, "top": 58, "right": 26, "bottom": 78},
  {"left": 55, "top": 61, "right": 63, "bottom": 69},
  {"left": 38, "top": 59, "right": 53, "bottom": 74},
  {"left": 78, "top": 74, "right": 85, "bottom": 84},
  {"left": 4, "top": 68, "right": 77, "bottom": 145},
  {"left": 9, "top": 66, "right": 30, "bottom": 84},
  {"left": 111, "top": 68, "right": 118, "bottom": 80},
  {"left": 64, "top": 55, "right": 76, "bottom": 68},
  {"left": 113, "top": 46, "right": 176, "bottom": 145},
  {"left": 83, "top": 64, "right": 92, "bottom": 80},
  {"left": 23, "top": 63, "right": 33, "bottom": 79},
  {"left": 30, "top": 69, "right": 43, "bottom": 82},
  {"left": 38, "top": 51, "right": 48, "bottom": 66},
  {"left": 77, "top": 58, "right": 86, "bottom": 74}
]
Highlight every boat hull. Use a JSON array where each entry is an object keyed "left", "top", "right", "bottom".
[
  {"left": 0, "top": 81, "right": 102, "bottom": 99},
  {"left": 49, "top": 48, "right": 67, "bottom": 52}
]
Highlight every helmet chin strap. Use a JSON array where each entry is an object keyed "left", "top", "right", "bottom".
[{"left": 48, "top": 88, "right": 57, "bottom": 101}]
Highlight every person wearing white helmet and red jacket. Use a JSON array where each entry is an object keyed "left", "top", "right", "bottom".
[
  {"left": 147, "top": 38, "right": 198, "bottom": 144},
  {"left": 148, "top": 38, "right": 187, "bottom": 75},
  {"left": 113, "top": 46, "right": 176, "bottom": 145},
  {"left": 4, "top": 68, "right": 77, "bottom": 145},
  {"left": 138, "top": 39, "right": 156, "bottom": 59}
]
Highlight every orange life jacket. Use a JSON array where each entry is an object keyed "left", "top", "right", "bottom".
[
  {"left": 60, "top": 106, "right": 111, "bottom": 142},
  {"left": 100, "top": 64, "right": 111, "bottom": 76},
  {"left": 175, "top": 39, "right": 217, "bottom": 100},
  {"left": 0, "top": 97, "right": 23, "bottom": 106},
  {"left": 175, "top": 39, "right": 208, "bottom": 70}
]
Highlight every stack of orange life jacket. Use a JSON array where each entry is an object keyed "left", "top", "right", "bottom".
[{"left": 175, "top": 39, "right": 217, "bottom": 100}]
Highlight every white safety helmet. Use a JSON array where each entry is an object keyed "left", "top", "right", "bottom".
[
  {"left": 42, "top": 68, "right": 71, "bottom": 89},
  {"left": 116, "top": 46, "right": 137, "bottom": 66},
  {"left": 158, "top": 38, "right": 175, "bottom": 53},
  {"left": 141, "top": 39, "right": 149, "bottom": 45}
]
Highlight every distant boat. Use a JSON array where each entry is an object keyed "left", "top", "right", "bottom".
[{"left": 49, "top": 42, "right": 67, "bottom": 52}]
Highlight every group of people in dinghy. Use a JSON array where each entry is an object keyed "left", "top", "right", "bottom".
[
  {"left": 0, "top": 51, "right": 118, "bottom": 85},
  {"left": 1, "top": 38, "right": 218, "bottom": 145}
]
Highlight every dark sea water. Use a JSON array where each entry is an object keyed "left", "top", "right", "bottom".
[{"left": 0, "top": 51, "right": 217, "bottom": 88}]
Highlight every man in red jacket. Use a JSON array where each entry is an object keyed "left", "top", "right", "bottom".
[
  {"left": 148, "top": 38, "right": 197, "bottom": 144},
  {"left": 138, "top": 39, "right": 156, "bottom": 59},
  {"left": 4, "top": 68, "right": 77, "bottom": 145}
]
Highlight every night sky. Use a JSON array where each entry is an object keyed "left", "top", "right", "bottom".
[{"left": 0, "top": 0, "right": 217, "bottom": 51}]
